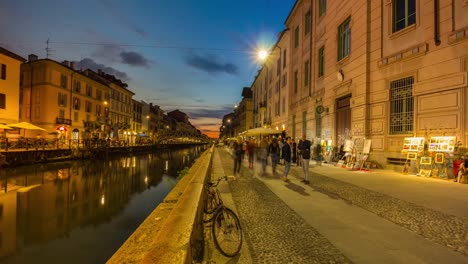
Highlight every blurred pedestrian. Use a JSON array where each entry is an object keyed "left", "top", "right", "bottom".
[
  {"left": 258, "top": 137, "right": 269, "bottom": 176},
  {"left": 281, "top": 137, "right": 292, "bottom": 182},
  {"left": 456, "top": 156, "right": 468, "bottom": 183},
  {"left": 291, "top": 138, "right": 297, "bottom": 164},
  {"left": 247, "top": 139, "right": 255, "bottom": 169},
  {"left": 297, "top": 138, "right": 303, "bottom": 166},
  {"left": 269, "top": 137, "right": 280, "bottom": 176},
  {"left": 298, "top": 134, "right": 312, "bottom": 184},
  {"left": 233, "top": 137, "right": 244, "bottom": 175}
]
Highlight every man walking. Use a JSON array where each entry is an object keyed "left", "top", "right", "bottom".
[
  {"left": 298, "top": 134, "right": 312, "bottom": 184},
  {"left": 281, "top": 137, "right": 292, "bottom": 182}
]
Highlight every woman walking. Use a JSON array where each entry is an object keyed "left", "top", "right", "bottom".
[{"left": 269, "top": 137, "right": 280, "bottom": 176}]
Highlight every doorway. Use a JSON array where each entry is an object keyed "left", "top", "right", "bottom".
[{"left": 335, "top": 95, "right": 351, "bottom": 146}]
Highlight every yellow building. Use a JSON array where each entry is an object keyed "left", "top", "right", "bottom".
[
  {"left": 20, "top": 56, "right": 113, "bottom": 140},
  {"left": 0, "top": 47, "right": 25, "bottom": 125}
]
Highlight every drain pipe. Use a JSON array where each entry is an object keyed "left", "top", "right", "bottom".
[{"left": 434, "top": 0, "right": 441, "bottom": 46}]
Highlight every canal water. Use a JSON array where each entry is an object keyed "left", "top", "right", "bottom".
[{"left": 0, "top": 145, "right": 207, "bottom": 264}]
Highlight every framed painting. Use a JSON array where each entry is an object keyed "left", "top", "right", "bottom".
[
  {"left": 420, "top": 156, "right": 432, "bottom": 165},
  {"left": 434, "top": 153, "right": 445, "bottom": 164},
  {"left": 407, "top": 152, "right": 417, "bottom": 160}
]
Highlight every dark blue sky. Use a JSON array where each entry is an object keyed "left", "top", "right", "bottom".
[{"left": 1, "top": 0, "right": 296, "bottom": 137}]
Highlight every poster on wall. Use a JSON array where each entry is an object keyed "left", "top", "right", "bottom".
[
  {"left": 428, "top": 136, "right": 456, "bottom": 152},
  {"left": 362, "top": 139, "right": 372, "bottom": 154},
  {"left": 402, "top": 137, "right": 425, "bottom": 152},
  {"left": 343, "top": 139, "right": 354, "bottom": 152}
]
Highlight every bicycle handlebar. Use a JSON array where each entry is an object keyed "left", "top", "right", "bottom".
[{"left": 207, "top": 175, "right": 228, "bottom": 187}]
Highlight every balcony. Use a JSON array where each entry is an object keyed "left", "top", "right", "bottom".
[{"left": 56, "top": 117, "right": 72, "bottom": 125}]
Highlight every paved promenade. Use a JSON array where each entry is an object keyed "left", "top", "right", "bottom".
[{"left": 203, "top": 146, "right": 468, "bottom": 264}]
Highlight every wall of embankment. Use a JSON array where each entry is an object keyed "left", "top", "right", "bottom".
[{"left": 106, "top": 145, "right": 214, "bottom": 264}]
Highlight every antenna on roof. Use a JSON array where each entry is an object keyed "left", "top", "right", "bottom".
[{"left": 45, "top": 38, "right": 54, "bottom": 58}]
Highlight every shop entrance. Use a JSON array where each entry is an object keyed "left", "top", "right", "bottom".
[{"left": 335, "top": 95, "right": 351, "bottom": 146}]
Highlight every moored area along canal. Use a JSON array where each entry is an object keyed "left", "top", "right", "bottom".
[{"left": 0, "top": 145, "right": 207, "bottom": 264}]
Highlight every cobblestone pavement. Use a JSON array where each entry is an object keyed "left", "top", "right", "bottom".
[
  {"left": 211, "top": 147, "right": 468, "bottom": 263},
  {"left": 217, "top": 148, "right": 352, "bottom": 264}
]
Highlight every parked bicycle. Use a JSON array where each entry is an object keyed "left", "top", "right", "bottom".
[{"left": 203, "top": 175, "right": 243, "bottom": 257}]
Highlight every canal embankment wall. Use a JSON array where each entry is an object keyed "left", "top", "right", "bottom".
[{"left": 107, "top": 145, "right": 214, "bottom": 264}]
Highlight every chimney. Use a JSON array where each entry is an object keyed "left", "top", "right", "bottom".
[
  {"left": 62, "top": 60, "right": 70, "bottom": 67},
  {"left": 98, "top": 69, "right": 102, "bottom": 75},
  {"left": 70, "top": 62, "right": 75, "bottom": 70},
  {"left": 28, "top": 54, "right": 38, "bottom": 62}
]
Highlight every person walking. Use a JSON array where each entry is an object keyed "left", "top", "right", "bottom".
[
  {"left": 269, "top": 137, "right": 280, "bottom": 176},
  {"left": 247, "top": 139, "right": 255, "bottom": 169},
  {"left": 258, "top": 137, "right": 269, "bottom": 176},
  {"left": 297, "top": 138, "right": 303, "bottom": 166},
  {"left": 233, "top": 137, "right": 243, "bottom": 175},
  {"left": 298, "top": 134, "right": 312, "bottom": 184},
  {"left": 281, "top": 137, "right": 292, "bottom": 182},
  {"left": 291, "top": 138, "right": 297, "bottom": 164}
]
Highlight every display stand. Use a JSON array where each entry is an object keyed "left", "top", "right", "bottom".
[
  {"left": 401, "top": 137, "right": 424, "bottom": 175},
  {"left": 428, "top": 136, "right": 455, "bottom": 179}
]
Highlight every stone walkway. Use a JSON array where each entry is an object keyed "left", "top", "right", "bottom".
[{"left": 202, "top": 147, "right": 468, "bottom": 263}]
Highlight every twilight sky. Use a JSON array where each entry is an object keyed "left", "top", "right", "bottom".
[{"left": 1, "top": 0, "right": 296, "bottom": 138}]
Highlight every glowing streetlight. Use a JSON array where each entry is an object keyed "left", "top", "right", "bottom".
[{"left": 258, "top": 49, "right": 269, "bottom": 61}]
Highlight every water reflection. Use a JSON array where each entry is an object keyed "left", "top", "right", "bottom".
[{"left": 0, "top": 145, "right": 206, "bottom": 264}]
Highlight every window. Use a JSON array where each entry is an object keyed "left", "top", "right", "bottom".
[
  {"left": 0, "top": 93, "right": 5, "bottom": 109},
  {"left": 304, "top": 60, "right": 310, "bottom": 86},
  {"left": 96, "top": 105, "right": 102, "bottom": 116},
  {"left": 96, "top": 89, "right": 102, "bottom": 100},
  {"left": 294, "top": 70, "right": 298, "bottom": 94},
  {"left": 282, "top": 97, "right": 285, "bottom": 113},
  {"left": 73, "top": 80, "right": 81, "bottom": 93},
  {"left": 393, "top": 0, "right": 416, "bottom": 33},
  {"left": 85, "top": 101, "right": 92, "bottom": 113},
  {"left": 294, "top": 26, "right": 299, "bottom": 48},
  {"left": 338, "top": 17, "right": 351, "bottom": 61},
  {"left": 276, "top": 58, "right": 281, "bottom": 76},
  {"left": 60, "top": 74, "right": 67, "bottom": 88},
  {"left": 58, "top": 93, "right": 67, "bottom": 107},
  {"left": 73, "top": 97, "right": 80, "bottom": 110},
  {"left": 86, "top": 85, "right": 92, "bottom": 97},
  {"left": 276, "top": 81, "right": 280, "bottom": 93},
  {"left": 1, "top": 64, "right": 6, "bottom": 80},
  {"left": 319, "top": 0, "right": 327, "bottom": 17},
  {"left": 59, "top": 109, "right": 65, "bottom": 118},
  {"left": 282, "top": 73, "right": 287, "bottom": 87},
  {"left": 302, "top": 111, "right": 307, "bottom": 135},
  {"left": 390, "top": 76, "right": 414, "bottom": 134},
  {"left": 305, "top": 11, "right": 311, "bottom": 35},
  {"left": 283, "top": 49, "right": 287, "bottom": 68},
  {"left": 318, "top": 46, "right": 325, "bottom": 77}
]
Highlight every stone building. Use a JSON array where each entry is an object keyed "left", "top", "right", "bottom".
[{"left": 249, "top": 0, "right": 468, "bottom": 168}]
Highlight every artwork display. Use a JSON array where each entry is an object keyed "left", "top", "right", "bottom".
[
  {"left": 420, "top": 156, "right": 432, "bottom": 165},
  {"left": 407, "top": 152, "right": 417, "bottom": 160},
  {"left": 402, "top": 137, "right": 425, "bottom": 152},
  {"left": 343, "top": 139, "right": 354, "bottom": 152},
  {"left": 428, "top": 136, "right": 456, "bottom": 152},
  {"left": 434, "top": 153, "right": 445, "bottom": 164},
  {"left": 362, "top": 139, "right": 372, "bottom": 154}
]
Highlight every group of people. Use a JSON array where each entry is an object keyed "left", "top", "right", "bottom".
[{"left": 230, "top": 134, "right": 313, "bottom": 184}]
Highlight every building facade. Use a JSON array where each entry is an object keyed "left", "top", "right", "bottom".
[
  {"left": 0, "top": 47, "right": 25, "bottom": 125},
  {"left": 239, "top": 0, "right": 468, "bottom": 168}
]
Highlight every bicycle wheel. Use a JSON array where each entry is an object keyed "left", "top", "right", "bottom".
[
  {"left": 212, "top": 207, "right": 243, "bottom": 257},
  {"left": 204, "top": 188, "right": 220, "bottom": 214}
]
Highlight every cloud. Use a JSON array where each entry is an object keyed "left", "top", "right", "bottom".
[
  {"left": 183, "top": 52, "right": 238, "bottom": 75},
  {"left": 73, "top": 58, "right": 129, "bottom": 82},
  {"left": 187, "top": 105, "right": 234, "bottom": 120},
  {"left": 120, "top": 51, "right": 150, "bottom": 67}
]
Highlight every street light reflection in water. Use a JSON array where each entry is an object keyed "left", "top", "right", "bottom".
[{"left": 0, "top": 145, "right": 206, "bottom": 264}]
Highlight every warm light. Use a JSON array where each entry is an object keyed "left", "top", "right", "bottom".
[
  {"left": 258, "top": 49, "right": 268, "bottom": 61},
  {"left": 275, "top": 126, "right": 279, "bottom": 130},
  {"left": 227, "top": 119, "right": 231, "bottom": 123},
  {"left": 144, "top": 176, "right": 148, "bottom": 183},
  {"left": 234, "top": 104, "right": 238, "bottom": 108},
  {"left": 146, "top": 115, "right": 150, "bottom": 119},
  {"left": 103, "top": 101, "right": 108, "bottom": 105},
  {"left": 282, "top": 124, "right": 285, "bottom": 130},
  {"left": 100, "top": 195, "right": 105, "bottom": 205}
]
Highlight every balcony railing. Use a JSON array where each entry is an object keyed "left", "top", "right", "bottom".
[{"left": 56, "top": 117, "right": 72, "bottom": 125}]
